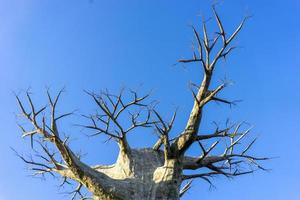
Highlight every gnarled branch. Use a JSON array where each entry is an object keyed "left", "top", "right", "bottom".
[
  {"left": 84, "top": 89, "right": 157, "bottom": 154},
  {"left": 15, "top": 90, "right": 131, "bottom": 199},
  {"left": 172, "top": 6, "right": 249, "bottom": 156},
  {"left": 181, "top": 122, "right": 269, "bottom": 184}
]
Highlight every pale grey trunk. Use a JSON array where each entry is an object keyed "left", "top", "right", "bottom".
[{"left": 90, "top": 148, "right": 182, "bottom": 200}]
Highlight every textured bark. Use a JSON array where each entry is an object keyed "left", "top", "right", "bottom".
[{"left": 86, "top": 148, "right": 181, "bottom": 200}]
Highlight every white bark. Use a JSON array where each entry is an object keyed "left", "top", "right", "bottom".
[{"left": 93, "top": 148, "right": 181, "bottom": 200}]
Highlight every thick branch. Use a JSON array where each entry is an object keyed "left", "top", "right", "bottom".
[
  {"left": 16, "top": 91, "right": 131, "bottom": 199},
  {"left": 181, "top": 123, "right": 269, "bottom": 183},
  {"left": 172, "top": 7, "right": 248, "bottom": 156}
]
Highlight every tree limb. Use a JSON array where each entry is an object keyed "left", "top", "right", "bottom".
[{"left": 15, "top": 90, "right": 131, "bottom": 199}]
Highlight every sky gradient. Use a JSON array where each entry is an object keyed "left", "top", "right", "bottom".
[{"left": 0, "top": 0, "right": 300, "bottom": 199}]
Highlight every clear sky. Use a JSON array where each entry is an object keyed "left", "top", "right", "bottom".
[{"left": 0, "top": 0, "right": 299, "bottom": 200}]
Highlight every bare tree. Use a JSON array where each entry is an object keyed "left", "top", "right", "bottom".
[{"left": 15, "top": 6, "right": 268, "bottom": 200}]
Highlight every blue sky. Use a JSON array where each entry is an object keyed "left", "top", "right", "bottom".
[{"left": 0, "top": 0, "right": 299, "bottom": 199}]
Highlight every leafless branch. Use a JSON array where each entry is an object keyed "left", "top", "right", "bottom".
[
  {"left": 15, "top": 90, "right": 130, "bottom": 199},
  {"left": 171, "top": 6, "right": 250, "bottom": 156},
  {"left": 181, "top": 122, "right": 269, "bottom": 184},
  {"left": 84, "top": 89, "right": 158, "bottom": 153},
  {"left": 152, "top": 109, "right": 177, "bottom": 159},
  {"left": 179, "top": 180, "right": 193, "bottom": 197}
]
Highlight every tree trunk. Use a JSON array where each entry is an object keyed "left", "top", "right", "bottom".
[{"left": 90, "top": 148, "right": 182, "bottom": 200}]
